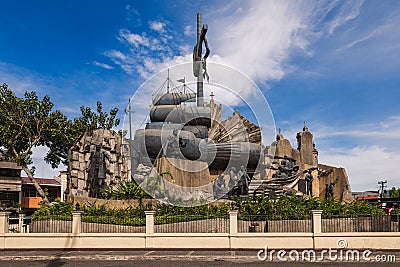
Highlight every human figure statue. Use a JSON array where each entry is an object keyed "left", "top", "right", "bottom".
[
  {"left": 87, "top": 144, "right": 112, "bottom": 198},
  {"left": 238, "top": 166, "right": 250, "bottom": 195},
  {"left": 228, "top": 167, "right": 239, "bottom": 199},
  {"left": 193, "top": 12, "right": 210, "bottom": 107},
  {"left": 228, "top": 167, "right": 237, "bottom": 189},
  {"left": 193, "top": 14, "right": 210, "bottom": 82},
  {"left": 326, "top": 182, "right": 335, "bottom": 198},
  {"left": 166, "top": 129, "right": 181, "bottom": 159},
  {"left": 275, "top": 156, "right": 299, "bottom": 178},
  {"left": 213, "top": 173, "right": 227, "bottom": 199},
  {"left": 305, "top": 170, "right": 314, "bottom": 196}
]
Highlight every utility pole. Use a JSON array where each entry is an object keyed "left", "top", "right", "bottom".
[
  {"left": 125, "top": 99, "right": 135, "bottom": 180},
  {"left": 378, "top": 180, "right": 387, "bottom": 198}
]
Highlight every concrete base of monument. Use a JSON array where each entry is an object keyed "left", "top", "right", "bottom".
[{"left": 155, "top": 157, "right": 211, "bottom": 188}]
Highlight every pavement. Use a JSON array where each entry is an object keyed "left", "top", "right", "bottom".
[
  {"left": 0, "top": 249, "right": 399, "bottom": 264},
  {"left": 0, "top": 250, "right": 257, "bottom": 262}
]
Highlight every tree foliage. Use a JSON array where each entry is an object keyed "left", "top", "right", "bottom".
[
  {"left": 389, "top": 187, "right": 400, "bottom": 198},
  {"left": 100, "top": 181, "right": 150, "bottom": 200},
  {"left": 33, "top": 195, "right": 385, "bottom": 220},
  {"left": 77, "top": 101, "right": 120, "bottom": 130},
  {"left": 235, "top": 194, "right": 383, "bottom": 216},
  {"left": 45, "top": 101, "right": 121, "bottom": 168},
  {"left": 0, "top": 83, "right": 121, "bottom": 203},
  {"left": 0, "top": 84, "right": 70, "bottom": 202}
]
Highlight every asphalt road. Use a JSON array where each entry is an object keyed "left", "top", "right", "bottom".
[
  {"left": 0, "top": 250, "right": 398, "bottom": 267},
  {"left": 0, "top": 260, "right": 398, "bottom": 267}
]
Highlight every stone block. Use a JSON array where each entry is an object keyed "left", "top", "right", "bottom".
[
  {"left": 110, "top": 138, "right": 116, "bottom": 151},
  {"left": 71, "top": 151, "right": 79, "bottom": 161},
  {"left": 78, "top": 171, "right": 85, "bottom": 179},
  {"left": 79, "top": 153, "right": 85, "bottom": 162},
  {"left": 79, "top": 162, "right": 86, "bottom": 171},
  {"left": 71, "top": 161, "right": 80, "bottom": 170},
  {"left": 71, "top": 170, "right": 78, "bottom": 178},
  {"left": 78, "top": 179, "right": 86, "bottom": 190},
  {"left": 71, "top": 179, "right": 78, "bottom": 189}
]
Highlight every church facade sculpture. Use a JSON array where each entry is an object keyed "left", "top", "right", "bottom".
[{"left": 250, "top": 124, "right": 353, "bottom": 201}]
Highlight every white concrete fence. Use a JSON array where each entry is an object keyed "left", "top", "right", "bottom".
[{"left": 1, "top": 210, "right": 399, "bottom": 250}]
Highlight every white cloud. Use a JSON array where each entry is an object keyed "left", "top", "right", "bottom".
[
  {"left": 184, "top": 25, "right": 193, "bottom": 36},
  {"left": 313, "top": 116, "right": 400, "bottom": 145},
  {"left": 326, "top": 0, "right": 364, "bottom": 35},
  {"left": 179, "top": 45, "right": 191, "bottom": 54},
  {"left": 319, "top": 146, "right": 400, "bottom": 191},
  {"left": 209, "top": 1, "right": 308, "bottom": 82},
  {"left": 149, "top": 21, "right": 166, "bottom": 32},
  {"left": 107, "top": 1, "right": 366, "bottom": 86},
  {"left": 93, "top": 61, "right": 114, "bottom": 70},
  {"left": 104, "top": 50, "right": 127, "bottom": 61},
  {"left": 118, "top": 29, "right": 150, "bottom": 47},
  {"left": 25, "top": 146, "right": 66, "bottom": 178},
  {"left": 0, "top": 62, "right": 48, "bottom": 95},
  {"left": 59, "top": 106, "right": 79, "bottom": 114}
]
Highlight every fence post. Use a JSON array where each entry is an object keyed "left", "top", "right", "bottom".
[
  {"left": 229, "top": 210, "right": 238, "bottom": 235},
  {"left": 145, "top": 211, "right": 155, "bottom": 234},
  {"left": 145, "top": 211, "right": 155, "bottom": 249},
  {"left": 311, "top": 210, "right": 323, "bottom": 234},
  {"left": 18, "top": 213, "right": 24, "bottom": 233},
  {"left": 0, "top": 212, "right": 10, "bottom": 249},
  {"left": 0, "top": 212, "right": 10, "bottom": 234},
  {"left": 72, "top": 211, "right": 82, "bottom": 235},
  {"left": 398, "top": 213, "right": 400, "bottom": 232}
]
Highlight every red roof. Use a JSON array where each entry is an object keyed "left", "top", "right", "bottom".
[
  {"left": 355, "top": 196, "right": 379, "bottom": 200},
  {"left": 21, "top": 177, "right": 61, "bottom": 186}
]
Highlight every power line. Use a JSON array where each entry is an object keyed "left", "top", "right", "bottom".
[{"left": 378, "top": 180, "right": 387, "bottom": 198}]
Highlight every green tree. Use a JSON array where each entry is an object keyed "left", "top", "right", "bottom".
[
  {"left": 45, "top": 101, "right": 121, "bottom": 168},
  {"left": 389, "top": 187, "right": 400, "bottom": 198},
  {"left": 0, "top": 84, "right": 121, "bottom": 203},
  {"left": 0, "top": 84, "right": 69, "bottom": 203}
]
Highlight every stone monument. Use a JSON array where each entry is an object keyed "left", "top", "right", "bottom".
[{"left": 67, "top": 129, "right": 130, "bottom": 198}]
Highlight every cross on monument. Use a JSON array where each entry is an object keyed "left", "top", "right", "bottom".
[{"left": 303, "top": 121, "right": 308, "bottom": 131}]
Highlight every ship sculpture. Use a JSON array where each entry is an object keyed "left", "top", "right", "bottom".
[
  {"left": 129, "top": 13, "right": 270, "bottom": 205},
  {"left": 129, "top": 13, "right": 316, "bottom": 205},
  {"left": 67, "top": 13, "right": 352, "bottom": 204}
]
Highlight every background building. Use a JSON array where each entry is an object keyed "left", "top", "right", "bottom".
[{"left": 0, "top": 161, "right": 22, "bottom": 209}]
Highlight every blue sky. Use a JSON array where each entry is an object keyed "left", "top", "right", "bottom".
[{"left": 1, "top": 0, "right": 400, "bottom": 191}]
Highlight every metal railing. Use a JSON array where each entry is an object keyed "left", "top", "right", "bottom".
[
  {"left": 8, "top": 215, "right": 23, "bottom": 233},
  {"left": 5, "top": 212, "right": 399, "bottom": 234},
  {"left": 154, "top": 214, "right": 229, "bottom": 233},
  {"left": 238, "top": 214, "right": 312, "bottom": 233},
  {"left": 322, "top": 214, "right": 400, "bottom": 232},
  {"left": 81, "top": 215, "right": 146, "bottom": 233},
  {"left": 29, "top": 215, "right": 72, "bottom": 233}
]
